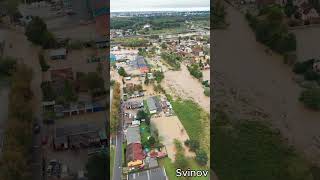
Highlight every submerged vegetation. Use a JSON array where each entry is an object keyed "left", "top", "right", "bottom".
[
  {"left": 212, "top": 110, "right": 316, "bottom": 180},
  {"left": 246, "top": 5, "right": 296, "bottom": 54}
]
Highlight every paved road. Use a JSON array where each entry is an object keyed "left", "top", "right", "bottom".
[{"left": 112, "top": 87, "right": 124, "bottom": 180}]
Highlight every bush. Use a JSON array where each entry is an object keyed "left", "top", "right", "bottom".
[
  {"left": 118, "top": 67, "right": 127, "bottom": 76},
  {"left": 304, "top": 69, "right": 319, "bottom": 81},
  {"left": 67, "top": 40, "right": 83, "bottom": 50},
  {"left": 195, "top": 149, "right": 208, "bottom": 166},
  {"left": 184, "top": 139, "right": 200, "bottom": 152},
  {"left": 25, "top": 16, "right": 57, "bottom": 48},
  {"left": 0, "top": 57, "right": 16, "bottom": 76},
  {"left": 299, "top": 88, "right": 320, "bottom": 110},
  {"left": 187, "top": 64, "right": 203, "bottom": 80},
  {"left": 204, "top": 87, "right": 210, "bottom": 97},
  {"left": 38, "top": 52, "right": 50, "bottom": 72},
  {"left": 154, "top": 71, "right": 164, "bottom": 83}
]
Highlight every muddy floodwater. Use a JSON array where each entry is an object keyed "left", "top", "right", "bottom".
[
  {"left": 0, "top": 87, "right": 9, "bottom": 128},
  {"left": 293, "top": 26, "right": 320, "bottom": 62},
  {"left": 162, "top": 64, "right": 210, "bottom": 113},
  {"left": 214, "top": 5, "right": 320, "bottom": 164}
]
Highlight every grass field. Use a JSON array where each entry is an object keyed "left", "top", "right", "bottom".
[
  {"left": 212, "top": 111, "right": 315, "bottom": 180},
  {"left": 110, "top": 146, "right": 115, "bottom": 179},
  {"left": 171, "top": 99, "right": 210, "bottom": 154},
  {"left": 159, "top": 157, "right": 209, "bottom": 180}
]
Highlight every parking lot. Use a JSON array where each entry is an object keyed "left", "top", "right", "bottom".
[{"left": 43, "top": 112, "right": 106, "bottom": 177}]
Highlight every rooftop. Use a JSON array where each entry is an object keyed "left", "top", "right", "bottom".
[{"left": 126, "top": 126, "right": 141, "bottom": 144}]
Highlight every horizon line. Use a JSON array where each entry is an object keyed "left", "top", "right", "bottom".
[{"left": 110, "top": 7, "right": 210, "bottom": 13}]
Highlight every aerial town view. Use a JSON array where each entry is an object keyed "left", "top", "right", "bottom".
[
  {"left": 213, "top": 0, "right": 320, "bottom": 179},
  {"left": 0, "top": 0, "right": 108, "bottom": 180},
  {"left": 110, "top": 0, "right": 210, "bottom": 179}
]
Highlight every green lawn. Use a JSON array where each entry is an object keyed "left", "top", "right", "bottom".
[
  {"left": 110, "top": 146, "right": 115, "bottom": 179},
  {"left": 159, "top": 157, "right": 209, "bottom": 180},
  {"left": 140, "top": 122, "right": 151, "bottom": 148},
  {"left": 212, "top": 111, "right": 315, "bottom": 180},
  {"left": 171, "top": 99, "right": 210, "bottom": 153},
  {"left": 159, "top": 158, "right": 178, "bottom": 180}
]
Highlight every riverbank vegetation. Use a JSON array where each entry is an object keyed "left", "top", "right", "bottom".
[
  {"left": 246, "top": 5, "right": 296, "bottom": 54},
  {"left": 187, "top": 64, "right": 203, "bottom": 80},
  {"left": 0, "top": 56, "right": 16, "bottom": 78},
  {"left": 110, "top": 82, "right": 121, "bottom": 134},
  {"left": 212, "top": 0, "right": 227, "bottom": 29},
  {"left": 292, "top": 59, "right": 320, "bottom": 110},
  {"left": 160, "top": 52, "right": 183, "bottom": 70},
  {"left": 212, "top": 110, "right": 317, "bottom": 180}
]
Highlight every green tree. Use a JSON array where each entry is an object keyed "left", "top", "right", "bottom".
[
  {"left": 184, "top": 139, "right": 200, "bottom": 152},
  {"left": 154, "top": 70, "right": 164, "bottom": 83},
  {"left": 148, "top": 136, "right": 156, "bottom": 146},
  {"left": 86, "top": 72, "right": 105, "bottom": 91},
  {"left": 38, "top": 52, "right": 50, "bottom": 72},
  {"left": 86, "top": 152, "right": 108, "bottom": 180},
  {"left": 299, "top": 88, "right": 320, "bottom": 110},
  {"left": 25, "top": 16, "right": 56, "bottom": 48},
  {"left": 118, "top": 67, "right": 127, "bottom": 76},
  {"left": 63, "top": 80, "right": 77, "bottom": 102},
  {"left": 137, "top": 110, "right": 150, "bottom": 124}
]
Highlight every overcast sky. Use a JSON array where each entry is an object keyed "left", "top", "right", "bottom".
[{"left": 111, "top": 0, "right": 210, "bottom": 12}]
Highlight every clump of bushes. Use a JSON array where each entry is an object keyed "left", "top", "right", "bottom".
[
  {"left": 25, "top": 16, "right": 57, "bottom": 49},
  {"left": 187, "top": 64, "right": 203, "bottom": 80},
  {"left": 299, "top": 88, "right": 320, "bottom": 110},
  {"left": 38, "top": 52, "right": 50, "bottom": 72}
]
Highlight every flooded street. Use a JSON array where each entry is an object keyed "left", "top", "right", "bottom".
[
  {"left": 0, "top": 86, "right": 9, "bottom": 128},
  {"left": 292, "top": 27, "right": 320, "bottom": 62},
  {"left": 214, "top": 5, "right": 320, "bottom": 164},
  {"left": 1, "top": 28, "right": 42, "bottom": 116}
]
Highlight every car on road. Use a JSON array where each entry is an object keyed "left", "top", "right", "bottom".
[{"left": 33, "top": 122, "right": 40, "bottom": 134}]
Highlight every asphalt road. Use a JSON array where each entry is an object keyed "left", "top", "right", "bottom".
[
  {"left": 31, "top": 114, "right": 43, "bottom": 180},
  {"left": 112, "top": 87, "right": 124, "bottom": 180}
]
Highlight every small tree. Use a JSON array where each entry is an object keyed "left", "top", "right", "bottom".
[
  {"left": 86, "top": 152, "right": 108, "bottom": 180},
  {"left": 137, "top": 110, "right": 150, "bottom": 124},
  {"left": 184, "top": 139, "right": 200, "bottom": 152},
  {"left": 175, "top": 153, "right": 189, "bottom": 169},
  {"left": 25, "top": 17, "right": 56, "bottom": 48},
  {"left": 148, "top": 136, "right": 156, "bottom": 146},
  {"left": 118, "top": 67, "right": 127, "bottom": 76},
  {"left": 195, "top": 149, "right": 208, "bottom": 166}
]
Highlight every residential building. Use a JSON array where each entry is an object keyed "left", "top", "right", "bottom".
[
  {"left": 126, "top": 126, "right": 141, "bottom": 145},
  {"left": 126, "top": 143, "right": 145, "bottom": 167}
]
